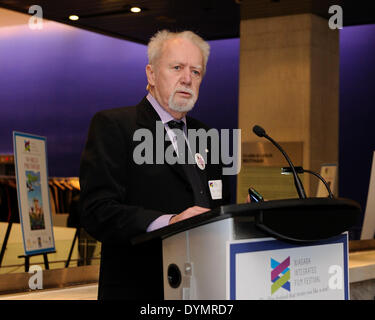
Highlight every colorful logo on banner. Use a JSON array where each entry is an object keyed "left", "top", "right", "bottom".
[
  {"left": 24, "top": 140, "right": 31, "bottom": 152},
  {"left": 271, "top": 257, "right": 291, "bottom": 294}
]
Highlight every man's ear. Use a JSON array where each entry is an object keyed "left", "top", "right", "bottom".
[{"left": 146, "top": 64, "right": 156, "bottom": 87}]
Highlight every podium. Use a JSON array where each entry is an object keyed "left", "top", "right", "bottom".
[{"left": 132, "top": 198, "right": 361, "bottom": 300}]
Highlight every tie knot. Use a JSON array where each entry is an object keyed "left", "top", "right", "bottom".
[{"left": 168, "top": 120, "right": 184, "bottom": 130}]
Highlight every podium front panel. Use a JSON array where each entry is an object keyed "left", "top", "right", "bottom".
[
  {"left": 162, "top": 217, "right": 349, "bottom": 300},
  {"left": 163, "top": 218, "right": 234, "bottom": 300}
]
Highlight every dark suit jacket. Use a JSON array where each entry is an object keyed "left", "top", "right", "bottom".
[{"left": 79, "top": 96, "right": 230, "bottom": 300}]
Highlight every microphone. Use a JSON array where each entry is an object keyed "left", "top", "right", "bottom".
[
  {"left": 253, "top": 125, "right": 307, "bottom": 199},
  {"left": 253, "top": 125, "right": 266, "bottom": 137}
]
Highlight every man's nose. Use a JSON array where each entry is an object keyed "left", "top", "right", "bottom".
[{"left": 180, "top": 69, "right": 192, "bottom": 86}]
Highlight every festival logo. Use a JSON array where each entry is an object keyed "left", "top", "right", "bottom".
[{"left": 271, "top": 256, "right": 291, "bottom": 294}]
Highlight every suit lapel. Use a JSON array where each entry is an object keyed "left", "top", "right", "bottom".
[{"left": 135, "top": 97, "right": 189, "bottom": 185}]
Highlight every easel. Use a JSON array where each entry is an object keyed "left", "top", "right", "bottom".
[
  {"left": 65, "top": 227, "right": 97, "bottom": 267},
  {"left": 0, "top": 174, "right": 81, "bottom": 270},
  {"left": 65, "top": 227, "right": 79, "bottom": 268},
  {"left": 0, "top": 175, "right": 16, "bottom": 267},
  {"left": 0, "top": 219, "right": 55, "bottom": 272},
  {"left": 18, "top": 250, "right": 56, "bottom": 272},
  {"left": 0, "top": 221, "right": 13, "bottom": 268}
]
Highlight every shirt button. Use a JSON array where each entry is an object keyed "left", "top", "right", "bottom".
[{"left": 200, "top": 190, "right": 203, "bottom": 194}]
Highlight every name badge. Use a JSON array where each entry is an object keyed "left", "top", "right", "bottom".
[{"left": 208, "top": 180, "right": 222, "bottom": 200}]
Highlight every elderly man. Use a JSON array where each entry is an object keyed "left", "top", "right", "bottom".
[{"left": 79, "top": 30, "right": 230, "bottom": 300}]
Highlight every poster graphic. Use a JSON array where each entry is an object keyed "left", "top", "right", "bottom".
[
  {"left": 26, "top": 171, "right": 46, "bottom": 230},
  {"left": 228, "top": 234, "right": 348, "bottom": 300},
  {"left": 13, "top": 132, "right": 55, "bottom": 255}
]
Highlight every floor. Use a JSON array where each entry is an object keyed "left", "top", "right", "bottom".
[
  {"left": 0, "top": 250, "right": 374, "bottom": 300},
  {"left": 0, "top": 283, "right": 98, "bottom": 300}
]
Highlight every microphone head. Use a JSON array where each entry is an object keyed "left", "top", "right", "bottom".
[{"left": 253, "top": 125, "right": 266, "bottom": 137}]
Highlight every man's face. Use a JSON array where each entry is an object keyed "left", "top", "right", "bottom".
[{"left": 147, "top": 37, "right": 204, "bottom": 115}]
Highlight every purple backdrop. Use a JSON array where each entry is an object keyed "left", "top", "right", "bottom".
[
  {"left": 2, "top": 20, "right": 375, "bottom": 233},
  {"left": 339, "top": 24, "right": 375, "bottom": 238},
  {"left": 0, "top": 22, "right": 148, "bottom": 175},
  {"left": 0, "top": 25, "right": 239, "bottom": 165},
  {"left": 0, "top": 21, "right": 239, "bottom": 201}
]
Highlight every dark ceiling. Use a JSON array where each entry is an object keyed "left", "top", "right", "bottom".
[{"left": 0, "top": 0, "right": 374, "bottom": 44}]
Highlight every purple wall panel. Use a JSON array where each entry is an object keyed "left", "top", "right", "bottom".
[
  {"left": 339, "top": 24, "right": 375, "bottom": 237},
  {"left": 0, "top": 23, "right": 149, "bottom": 179},
  {"left": 0, "top": 21, "right": 239, "bottom": 196},
  {"left": 4, "top": 18, "right": 375, "bottom": 228}
]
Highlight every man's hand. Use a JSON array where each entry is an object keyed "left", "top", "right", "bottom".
[
  {"left": 246, "top": 194, "right": 251, "bottom": 203},
  {"left": 169, "top": 206, "right": 210, "bottom": 225},
  {"left": 246, "top": 194, "right": 267, "bottom": 203}
]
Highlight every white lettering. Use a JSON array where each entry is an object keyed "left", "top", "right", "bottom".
[
  {"left": 185, "top": 305, "right": 192, "bottom": 314},
  {"left": 132, "top": 124, "right": 241, "bottom": 175},
  {"left": 328, "top": 5, "right": 343, "bottom": 30},
  {"left": 328, "top": 265, "right": 343, "bottom": 290},
  {"left": 28, "top": 5, "right": 43, "bottom": 30},
  {"left": 183, "top": 305, "right": 233, "bottom": 315},
  {"left": 133, "top": 129, "right": 154, "bottom": 164},
  {"left": 140, "top": 304, "right": 174, "bottom": 318},
  {"left": 28, "top": 265, "right": 43, "bottom": 290}
]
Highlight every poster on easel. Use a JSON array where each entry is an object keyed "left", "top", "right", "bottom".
[{"left": 13, "top": 131, "right": 55, "bottom": 255}]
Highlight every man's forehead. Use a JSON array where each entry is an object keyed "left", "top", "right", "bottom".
[
  {"left": 162, "top": 37, "right": 202, "bottom": 61},
  {"left": 160, "top": 38, "right": 203, "bottom": 69},
  {"left": 166, "top": 37, "right": 191, "bottom": 48}
]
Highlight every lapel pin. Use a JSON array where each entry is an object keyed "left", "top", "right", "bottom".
[{"left": 194, "top": 153, "right": 206, "bottom": 170}]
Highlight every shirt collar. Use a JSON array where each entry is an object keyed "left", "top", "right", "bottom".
[{"left": 146, "top": 93, "right": 187, "bottom": 126}]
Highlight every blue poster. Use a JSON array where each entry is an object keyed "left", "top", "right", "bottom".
[{"left": 13, "top": 131, "right": 55, "bottom": 255}]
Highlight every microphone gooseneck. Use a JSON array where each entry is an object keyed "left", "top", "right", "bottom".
[
  {"left": 303, "top": 169, "right": 334, "bottom": 199},
  {"left": 282, "top": 166, "right": 334, "bottom": 199},
  {"left": 252, "top": 125, "right": 307, "bottom": 199}
]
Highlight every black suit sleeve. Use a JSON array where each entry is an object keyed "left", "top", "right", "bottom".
[
  {"left": 79, "top": 111, "right": 164, "bottom": 244},
  {"left": 222, "top": 173, "right": 232, "bottom": 205}
]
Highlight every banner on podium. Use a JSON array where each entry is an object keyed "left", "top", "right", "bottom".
[{"left": 228, "top": 233, "right": 348, "bottom": 300}]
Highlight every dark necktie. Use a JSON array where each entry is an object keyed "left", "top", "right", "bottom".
[{"left": 167, "top": 120, "right": 210, "bottom": 208}]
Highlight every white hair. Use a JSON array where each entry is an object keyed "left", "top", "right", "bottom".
[{"left": 147, "top": 30, "right": 210, "bottom": 75}]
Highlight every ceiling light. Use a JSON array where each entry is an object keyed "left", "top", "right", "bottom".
[
  {"left": 69, "top": 15, "right": 79, "bottom": 21},
  {"left": 130, "top": 7, "right": 141, "bottom": 13}
]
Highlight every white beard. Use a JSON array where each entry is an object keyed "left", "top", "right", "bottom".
[{"left": 168, "top": 87, "right": 197, "bottom": 113}]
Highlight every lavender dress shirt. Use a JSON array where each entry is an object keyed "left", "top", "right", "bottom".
[{"left": 145, "top": 93, "right": 187, "bottom": 232}]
